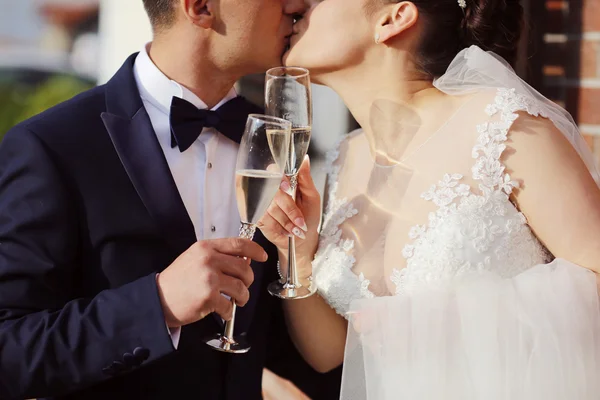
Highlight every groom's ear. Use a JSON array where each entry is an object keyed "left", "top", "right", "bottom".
[
  {"left": 179, "top": 0, "right": 214, "bottom": 28},
  {"left": 376, "top": 1, "right": 418, "bottom": 44}
]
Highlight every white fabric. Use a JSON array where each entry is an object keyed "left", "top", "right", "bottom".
[
  {"left": 434, "top": 46, "right": 600, "bottom": 184},
  {"left": 344, "top": 260, "right": 600, "bottom": 400},
  {"left": 134, "top": 43, "right": 242, "bottom": 348},
  {"left": 311, "top": 46, "right": 600, "bottom": 399}
]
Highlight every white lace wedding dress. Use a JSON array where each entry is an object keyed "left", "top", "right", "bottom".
[{"left": 312, "top": 46, "right": 600, "bottom": 400}]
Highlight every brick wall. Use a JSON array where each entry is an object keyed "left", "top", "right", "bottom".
[{"left": 528, "top": 0, "right": 600, "bottom": 166}]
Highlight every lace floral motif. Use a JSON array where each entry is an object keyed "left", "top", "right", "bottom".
[
  {"left": 312, "top": 132, "right": 371, "bottom": 317},
  {"left": 313, "top": 89, "right": 551, "bottom": 317},
  {"left": 394, "top": 88, "right": 550, "bottom": 294}
]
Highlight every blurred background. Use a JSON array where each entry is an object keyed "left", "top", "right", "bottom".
[
  {"left": 0, "top": 0, "right": 98, "bottom": 139},
  {"left": 1, "top": 0, "right": 599, "bottom": 166},
  {"left": 1, "top": 0, "right": 599, "bottom": 398}
]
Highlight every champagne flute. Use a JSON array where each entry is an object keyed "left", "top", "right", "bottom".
[
  {"left": 264, "top": 67, "right": 317, "bottom": 300},
  {"left": 205, "top": 114, "right": 291, "bottom": 353}
]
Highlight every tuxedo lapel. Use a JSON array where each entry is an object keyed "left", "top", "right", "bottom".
[
  {"left": 101, "top": 54, "right": 196, "bottom": 258},
  {"left": 100, "top": 53, "right": 270, "bottom": 336}
]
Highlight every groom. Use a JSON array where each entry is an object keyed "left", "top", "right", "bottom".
[{"left": 0, "top": 0, "right": 341, "bottom": 399}]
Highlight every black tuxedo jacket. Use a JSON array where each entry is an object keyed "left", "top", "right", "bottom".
[{"left": 0, "top": 54, "right": 341, "bottom": 400}]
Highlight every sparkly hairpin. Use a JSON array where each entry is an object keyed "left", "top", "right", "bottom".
[{"left": 458, "top": 0, "right": 467, "bottom": 9}]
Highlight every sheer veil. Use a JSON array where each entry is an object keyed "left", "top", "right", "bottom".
[{"left": 434, "top": 45, "right": 600, "bottom": 183}]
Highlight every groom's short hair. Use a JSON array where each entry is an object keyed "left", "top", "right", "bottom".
[{"left": 142, "top": 0, "right": 175, "bottom": 31}]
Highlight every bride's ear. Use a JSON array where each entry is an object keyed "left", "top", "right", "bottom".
[{"left": 375, "top": 2, "right": 418, "bottom": 44}]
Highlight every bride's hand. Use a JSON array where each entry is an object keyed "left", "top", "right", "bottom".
[{"left": 257, "top": 156, "right": 321, "bottom": 266}]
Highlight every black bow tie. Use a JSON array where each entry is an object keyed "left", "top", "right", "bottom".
[{"left": 169, "top": 95, "right": 261, "bottom": 152}]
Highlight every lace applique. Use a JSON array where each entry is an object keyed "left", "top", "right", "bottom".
[
  {"left": 485, "top": 88, "right": 548, "bottom": 120},
  {"left": 393, "top": 88, "right": 550, "bottom": 294},
  {"left": 422, "top": 174, "right": 471, "bottom": 207},
  {"left": 313, "top": 89, "right": 551, "bottom": 317},
  {"left": 358, "top": 273, "right": 375, "bottom": 299},
  {"left": 312, "top": 132, "right": 372, "bottom": 317}
]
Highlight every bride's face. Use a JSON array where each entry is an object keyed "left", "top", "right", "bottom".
[{"left": 283, "top": 0, "right": 374, "bottom": 82}]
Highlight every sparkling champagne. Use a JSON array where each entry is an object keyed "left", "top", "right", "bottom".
[
  {"left": 286, "top": 127, "right": 312, "bottom": 176},
  {"left": 266, "top": 129, "right": 291, "bottom": 172},
  {"left": 235, "top": 169, "right": 282, "bottom": 225}
]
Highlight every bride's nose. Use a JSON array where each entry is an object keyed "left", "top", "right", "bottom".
[{"left": 283, "top": 0, "right": 308, "bottom": 16}]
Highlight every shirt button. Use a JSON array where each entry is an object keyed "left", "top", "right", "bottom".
[
  {"left": 211, "top": 226, "right": 216, "bottom": 233},
  {"left": 207, "top": 162, "right": 213, "bottom": 169}
]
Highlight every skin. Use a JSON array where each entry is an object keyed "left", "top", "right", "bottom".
[
  {"left": 151, "top": 0, "right": 308, "bottom": 328},
  {"left": 258, "top": 0, "right": 600, "bottom": 373}
]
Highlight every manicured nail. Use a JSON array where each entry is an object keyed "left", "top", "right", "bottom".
[
  {"left": 280, "top": 180, "right": 290, "bottom": 192},
  {"left": 295, "top": 218, "right": 308, "bottom": 232},
  {"left": 292, "top": 227, "right": 306, "bottom": 239}
]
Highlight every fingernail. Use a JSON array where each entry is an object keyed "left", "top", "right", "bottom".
[
  {"left": 280, "top": 180, "right": 290, "bottom": 192},
  {"left": 263, "top": 251, "right": 269, "bottom": 261},
  {"left": 295, "top": 218, "right": 308, "bottom": 232},
  {"left": 292, "top": 227, "right": 306, "bottom": 239}
]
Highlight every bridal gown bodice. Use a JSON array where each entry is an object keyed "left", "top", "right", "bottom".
[{"left": 313, "top": 88, "right": 553, "bottom": 317}]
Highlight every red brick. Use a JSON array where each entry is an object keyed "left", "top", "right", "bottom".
[
  {"left": 561, "top": 39, "right": 600, "bottom": 80},
  {"left": 546, "top": 0, "right": 568, "bottom": 11},
  {"left": 543, "top": 65, "right": 566, "bottom": 76},
  {"left": 582, "top": 1, "right": 600, "bottom": 31},
  {"left": 567, "top": 88, "right": 600, "bottom": 125},
  {"left": 580, "top": 40, "right": 600, "bottom": 79},
  {"left": 579, "top": 88, "right": 600, "bottom": 125}
]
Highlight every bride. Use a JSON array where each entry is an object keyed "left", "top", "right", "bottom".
[{"left": 259, "top": 0, "right": 600, "bottom": 398}]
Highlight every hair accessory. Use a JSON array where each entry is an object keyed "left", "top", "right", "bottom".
[{"left": 458, "top": 0, "right": 467, "bottom": 9}]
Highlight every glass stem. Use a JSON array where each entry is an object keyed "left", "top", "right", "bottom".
[
  {"left": 285, "top": 174, "right": 300, "bottom": 289},
  {"left": 223, "top": 222, "right": 256, "bottom": 341}
]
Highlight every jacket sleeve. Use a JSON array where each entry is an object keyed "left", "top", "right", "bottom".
[{"left": 0, "top": 126, "right": 175, "bottom": 399}]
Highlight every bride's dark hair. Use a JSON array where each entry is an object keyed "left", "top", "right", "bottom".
[{"left": 384, "top": 0, "right": 524, "bottom": 78}]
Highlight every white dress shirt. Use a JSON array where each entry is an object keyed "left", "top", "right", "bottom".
[{"left": 133, "top": 43, "right": 242, "bottom": 348}]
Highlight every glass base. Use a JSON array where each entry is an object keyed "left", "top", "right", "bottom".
[
  {"left": 205, "top": 334, "right": 251, "bottom": 354},
  {"left": 268, "top": 279, "right": 317, "bottom": 300}
]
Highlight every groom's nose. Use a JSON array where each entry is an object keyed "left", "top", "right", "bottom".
[{"left": 283, "top": 0, "right": 308, "bottom": 16}]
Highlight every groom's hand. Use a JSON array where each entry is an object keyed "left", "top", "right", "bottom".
[{"left": 156, "top": 238, "right": 268, "bottom": 328}]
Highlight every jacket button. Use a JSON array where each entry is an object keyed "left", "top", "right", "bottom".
[
  {"left": 133, "top": 347, "right": 150, "bottom": 361},
  {"left": 123, "top": 352, "right": 136, "bottom": 366}
]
